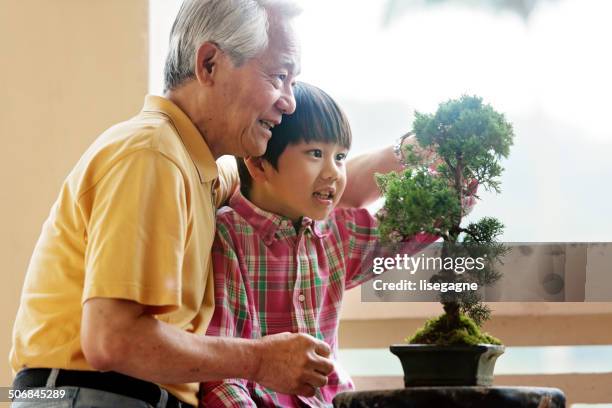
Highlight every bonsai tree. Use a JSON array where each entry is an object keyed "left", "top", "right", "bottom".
[{"left": 376, "top": 95, "right": 514, "bottom": 346}]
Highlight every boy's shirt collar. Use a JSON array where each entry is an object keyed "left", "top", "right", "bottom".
[{"left": 228, "top": 191, "right": 330, "bottom": 244}]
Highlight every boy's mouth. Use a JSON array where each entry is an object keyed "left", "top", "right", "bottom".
[{"left": 313, "top": 188, "right": 335, "bottom": 201}]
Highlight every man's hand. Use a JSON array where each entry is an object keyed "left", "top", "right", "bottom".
[{"left": 252, "top": 332, "right": 334, "bottom": 397}]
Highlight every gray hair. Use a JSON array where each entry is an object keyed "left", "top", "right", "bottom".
[{"left": 163, "top": 0, "right": 301, "bottom": 92}]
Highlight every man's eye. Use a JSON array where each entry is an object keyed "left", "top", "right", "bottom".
[
  {"left": 271, "top": 74, "right": 288, "bottom": 89},
  {"left": 272, "top": 74, "right": 287, "bottom": 85},
  {"left": 308, "top": 149, "right": 323, "bottom": 158}
]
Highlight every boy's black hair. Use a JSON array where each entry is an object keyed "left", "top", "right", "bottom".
[{"left": 237, "top": 81, "right": 352, "bottom": 197}]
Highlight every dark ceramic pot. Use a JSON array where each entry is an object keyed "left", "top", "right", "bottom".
[{"left": 389, "top": 344, "right": 505, "bottom": 387}]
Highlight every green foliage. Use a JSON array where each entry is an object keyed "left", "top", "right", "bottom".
[
  {"left": 413, "top": 95, "right": 513, "bottom": 194},
  {"left": 463, "top": 217, "right": 505, "bottom": 243},
  {"left": 376, "top": 95, "right": 514, "bottom": 344},
  {"left": 408, "top": 312, "right": 501, "bottom": 346},
  {"left": 375, "top": 169, "right": 459, "bottom": 243}
]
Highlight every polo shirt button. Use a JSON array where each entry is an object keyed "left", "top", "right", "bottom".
[{"left": 298, "top": 294, "right": 305, "bottom": 302}]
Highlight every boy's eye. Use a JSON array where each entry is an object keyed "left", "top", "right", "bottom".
[
  {"left": 335, "top": 153, "right": 347, "bottom": 162},
  {"left": 308, "top": 149, "right": 323, "bottom": 158}
]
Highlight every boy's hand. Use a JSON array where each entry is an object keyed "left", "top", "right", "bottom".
[
  {"left": 401, "top": 133, "right": 443, "bottom": 169},
  {"left": 252, "top": 332, "right": 333, "bottom": 397}
]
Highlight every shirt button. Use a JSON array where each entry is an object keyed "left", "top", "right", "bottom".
[{"left": 298, "top": 294, "right": 305, "bottom": 302}]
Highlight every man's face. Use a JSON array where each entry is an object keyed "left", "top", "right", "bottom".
[
  {"left": 210, "top": 21, "right": 300, "bottom": 158},
  {"left": 261, "top": 141, "right": 348, "bottom": 222}
]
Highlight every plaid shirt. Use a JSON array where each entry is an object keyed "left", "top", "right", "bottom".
[{"left": 200, "top": 192, "right": 435, "bottom": 407}]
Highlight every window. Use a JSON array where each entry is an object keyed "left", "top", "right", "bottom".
[{"left": 149, "top": 0, "right": 612, "bottom": 242}]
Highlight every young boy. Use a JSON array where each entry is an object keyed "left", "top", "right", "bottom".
[{"left": 200, "top": 82, "right": 435, "bottom": 407}]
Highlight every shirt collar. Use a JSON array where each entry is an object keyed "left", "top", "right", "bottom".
[
  {"left": 229, "top": 191, "right": 330, "bottom": 245},
  {"left": 142, "top": 95, "right": 217, "bottom": 183}
]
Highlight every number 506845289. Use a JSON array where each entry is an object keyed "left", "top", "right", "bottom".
[{"left": 9, "top": 388, "right": 67, "bottom": 401}]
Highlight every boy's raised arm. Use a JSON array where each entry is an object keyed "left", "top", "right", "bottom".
[
  {"left": 341, "top": 145, "right": 400, "bottom": 208},
  {"left": 341, "top": 133, "right": 437, "bottom": 208}
]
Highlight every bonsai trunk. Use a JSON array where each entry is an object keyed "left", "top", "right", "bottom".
[
  {"left": 452, "top": 156, "right": 464, "bottom": 242},
  {"left": 443, "top": 156, "right": 464, "bottom": 329},
  {"left": 443, "top": 301, "right": 461, "bottom": 329}
]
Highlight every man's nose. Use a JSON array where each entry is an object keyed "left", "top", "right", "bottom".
[{"left": 276, "top": 84, "right": 296, "bottom": 115}]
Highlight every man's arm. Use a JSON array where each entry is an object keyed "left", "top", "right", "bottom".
[
  {"left": 79, "top": 150, "right": 331, "bottom": 397},
  {"left": 81, "top": 298, "right": 332, "bottom": 397}
]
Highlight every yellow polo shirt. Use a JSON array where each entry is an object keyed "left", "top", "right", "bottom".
[{"left": 10, "top": 95, "right": 237, "bottom": 406}]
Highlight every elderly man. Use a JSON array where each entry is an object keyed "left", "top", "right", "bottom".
[
  {"left": 10, "top": 1, "right": 332, "bottom": 407},
  {"left": 10, "top": 0, "right": 429, "bottom": 406}
]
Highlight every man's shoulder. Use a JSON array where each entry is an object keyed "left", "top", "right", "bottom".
[
  {"left": 95, "top": 112, "right": 184, "bottom": 160},
  {"left": 66, "top": 113, "right": 191, "bottom": 199}
]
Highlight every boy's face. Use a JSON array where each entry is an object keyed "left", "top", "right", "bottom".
[{"left": 262, "top": 141, "right": 348, "bottom": 222}]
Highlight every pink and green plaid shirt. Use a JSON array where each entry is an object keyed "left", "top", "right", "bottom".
[{"left": 200, "top": 192, "right": 435, "bottom": 407}]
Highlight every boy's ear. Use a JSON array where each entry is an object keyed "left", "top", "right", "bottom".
[
  {"left": 194, "top": 41, "right": 222, "bottom": 85},
  {"left": 244, "top": 157, "right": 269, "bottom": 182}
]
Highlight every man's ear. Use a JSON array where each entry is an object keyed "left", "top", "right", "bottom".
[
  {"left": 194, "top": 42, "right": 222, "bottom": 85},
  {"left": 244, "top": 157, "right": 271, "bottom": 183}
]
